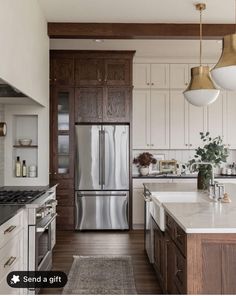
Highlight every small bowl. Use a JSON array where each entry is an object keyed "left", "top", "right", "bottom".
[{"left": 18, "top": 139, "right": 32, "bottom": 146}]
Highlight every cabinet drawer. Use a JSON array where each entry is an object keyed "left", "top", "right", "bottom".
[
  {"left": 0, "top": 258, "right": 21, "bottom": 295},
  {"left": 0, "top": 230, "right": 22, "bottom": 281},
  {"left": 0, "top": 211, "right": 23, "bottom": 249},
  {"left": 173, "top": 245, "right": 187, "bottom": 294},
  {"left": 174, "top": 224, "right": 187, "bottom": 257}
]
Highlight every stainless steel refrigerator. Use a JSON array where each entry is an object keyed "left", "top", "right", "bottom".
[{"left": 75, "top": 124, "right": 130, "bottom": 230}]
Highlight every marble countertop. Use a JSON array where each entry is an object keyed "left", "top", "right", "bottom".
[{"left": 144, "top": 182, "right": 236, "bottom": 234}]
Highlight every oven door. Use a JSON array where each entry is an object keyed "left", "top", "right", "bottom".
[{"left": 35, "top": 214, "right": 57, "bottom": 271}]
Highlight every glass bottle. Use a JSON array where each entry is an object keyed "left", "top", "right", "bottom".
[
  {"left": 15, "top": 156, "right": 21, "bottom": 177},
  {"left": 22, "top": 160, "right": 27, "bottom": 177}
]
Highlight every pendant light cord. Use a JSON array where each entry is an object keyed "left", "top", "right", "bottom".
[{"left": 200, "top": 7, "right": 203, "bottom": 66}]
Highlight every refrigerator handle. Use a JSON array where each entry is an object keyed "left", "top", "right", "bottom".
[
  {"left": 102, "top": 130, "right": 105, "bottom": 186},
  {"left": 99, "top": 130, "right": 102, "bottom": 185}
]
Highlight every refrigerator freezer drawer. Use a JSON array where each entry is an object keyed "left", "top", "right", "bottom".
[{"left": 75, "top": 191, "right": 129, "bottom": 230}]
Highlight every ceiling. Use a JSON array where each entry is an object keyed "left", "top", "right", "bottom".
[{"left": 39, "top": 0, "right": 235, "bottom": 24}]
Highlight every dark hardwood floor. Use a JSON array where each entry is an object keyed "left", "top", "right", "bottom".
[{"left": 41, "top": 230, "right": 162, "bottom": 295}]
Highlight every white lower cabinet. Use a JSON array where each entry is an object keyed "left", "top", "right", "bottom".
[{"left": 0, "top": 211, "right": 24, "bottom": 295}]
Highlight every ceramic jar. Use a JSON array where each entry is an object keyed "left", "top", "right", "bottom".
[{"left": 139, "top": 166, "right": 149, "bottom": 176}]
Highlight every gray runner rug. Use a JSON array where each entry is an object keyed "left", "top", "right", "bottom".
[{"left": 62, "top": 255, "right": 137, "bottom": 295}]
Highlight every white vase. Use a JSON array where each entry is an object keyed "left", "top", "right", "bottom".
[{"left": 140, "top": 166, "right": 149, "bottom": 176}]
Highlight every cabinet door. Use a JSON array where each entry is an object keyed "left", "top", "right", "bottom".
[
  {"left": 207, "top": 92, "right": 224, "bottom": 139},
  {"left": 105, "top": 59, "right": 131, "bottom": 86},
  {"left": 170, "top": 91, "right": 188, "bottom": 149},
  {"left": 52, "top": 58, "right": 74, "bottom": 86},
  {"left": 150, "top": 90, "right": 169, "bottom": 149},
  {"left": 132, "top": 90, "right": 150, "bottom": 149},
  {"left": 188, "top": 103, "right": 207, "bottom": 149},
  {"left": 225, "top": 92, "right": 236, "bottom": 149},
  {"left": 75, "top": 87, "right": 103, "bottom": 122},
  {"left": 103, "top": 87, "right": 131, "bottom": 122},
  {"left": 151, "top": 64, "right": 170, "bottom": 89},
  {"left": 132, "top": 189, "right": 144, "bottom": 227},
  {"left": 170, "top": 64, "right": 189, "bottom": 89},
  {"left": 153, "top": 220, "right": 165, "bottom": 282},
  {"left": 133, "top": 64, "right": 150, "bottom": 89},
  {"left": 51, "top": 87, "right": 74, "bottom": 179},
  {"left": 75, "top": 58, "right": 104, "bottom": 86}
]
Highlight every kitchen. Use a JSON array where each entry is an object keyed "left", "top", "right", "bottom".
[{"left": 1, "top": 0, "right": 236, "bottom": 295}]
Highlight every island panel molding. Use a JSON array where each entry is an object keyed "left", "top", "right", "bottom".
[{"left": 48, "top": 23, "right": 236, "bottom": 39}]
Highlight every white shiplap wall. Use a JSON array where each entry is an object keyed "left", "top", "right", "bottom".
[{"left": 0, "top": 105, "right": 4, "bottom": 186}]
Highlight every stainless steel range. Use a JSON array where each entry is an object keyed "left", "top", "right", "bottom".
[
  {"left": 0, "top": 187, "right": 57, "bottom": 293},
  {"left": 0, "top": 190, "right": 45, "bottom": 204}
]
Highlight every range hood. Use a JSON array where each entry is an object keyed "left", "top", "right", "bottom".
[{"left": 0, "top": 81, "right": 26, "bottom": 97}]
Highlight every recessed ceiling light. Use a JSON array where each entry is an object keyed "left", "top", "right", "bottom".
[{"left": 93, "top": 39, "right": 104, "bottom": 43}]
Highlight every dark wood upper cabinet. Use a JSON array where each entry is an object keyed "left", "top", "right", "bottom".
[
  {"left": 105, "top": 59, "right": 131, "bottom": 86},
  {"left": 103, "top": 87, "right": 131, "bottom": 122},
  {"left": 75, "top": 59, "right": 104, "bottom": 86},
  {"left": 50, "top": 87, "right": 75, "bottom": 179},
  {"left": 75, "top": 87, "right": 103, "bottom": 122},
  {"left": 51, "top": 58, "right": 75, "bottom": 86}
]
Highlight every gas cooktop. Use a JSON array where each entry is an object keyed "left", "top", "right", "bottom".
[{"left": 0, "top": 190, "right": 45, "bottom": 205}]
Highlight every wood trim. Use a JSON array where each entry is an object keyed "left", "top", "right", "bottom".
[{"left": 48, "top": 23, "right": 235, "bottom": 40}]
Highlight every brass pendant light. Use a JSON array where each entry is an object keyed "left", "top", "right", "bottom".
[
  {"left": 211, "top": 0, "right": 236, "bottom": 90},
  {"left": 183, "top": 3, "right": 220, "bottom": 107}
]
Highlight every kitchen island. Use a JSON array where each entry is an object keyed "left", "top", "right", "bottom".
[{"left": 144, "top": 182, "right": 236, "bottom": 294}]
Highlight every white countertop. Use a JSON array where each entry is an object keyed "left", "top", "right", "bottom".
[{"left": 144, "top": 182, "right": 236, "bottom": 234}]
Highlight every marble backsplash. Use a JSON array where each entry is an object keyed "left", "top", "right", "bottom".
[{"left": 132, "top": 149, "right": 236, "bottom": 175}]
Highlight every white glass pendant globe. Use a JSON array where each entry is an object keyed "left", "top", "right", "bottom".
[
  {"left": 184, "top": 89, "right": 220, "bottom": 107},
  {"left": 183, "top": 66, "right": 220, "bottom": 107},
  {"left": 211, "top": 34, "right": 236, "bottom": 91},
  {"left": 211, "top": 66, "right": 236, "bottom": 91}
]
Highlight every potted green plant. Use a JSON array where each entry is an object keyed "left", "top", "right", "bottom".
[
  {"left": 133, "top": 152, "right": 157, "bottom": 176},
  {"left": 189, "top": 132, "right": 229, "bottom": 189}
]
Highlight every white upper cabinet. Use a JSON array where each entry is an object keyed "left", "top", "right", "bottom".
[
  {"left": 170, "top": 90, "right": 206, "bottom": 149},
  {"left": 133, "top": 64, "right": 150, "bottom": 89},
  {"left": 133, "top": 63, "right": 169, "bottom": 89},
  {"left": 133, "top": 90, "right": 150, "bottom": 149},
  {"left": 133, "top": 90, "right": 169, "bottom": 149},
  {"left": 225, "top": 91, "right": 236, "bottom": 149},
  {"left": 170, "top": 64, "right": 189, "bottom": 89},
  {"left": 133, "top": 62, "right": 235, "bottom": 151},
  {"left": 170, "top": 90, "right": 188, "bottom": 149},
  {"left": 207, "top": 92, "right": 224, "bottom": 139},
  {"left": 150, "top": 90, "right": 169, "bottom": 149},
  {"left": 188, "top": 103, "right": 207, "bottom": 148},
  {"left": 150, "top": 64, "right": 169, "bottom": 89}
]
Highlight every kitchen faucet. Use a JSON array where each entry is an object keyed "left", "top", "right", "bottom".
[{"left": 190, "top": 162, "right": 225, "bottom": 202}]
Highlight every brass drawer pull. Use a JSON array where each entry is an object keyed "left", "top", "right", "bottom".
[
  {"left": 4, "top": 225, "right": 16, "bottom": 234},
  {"left": 4, "top": 256, "right": 17, "bottom": 268}
]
